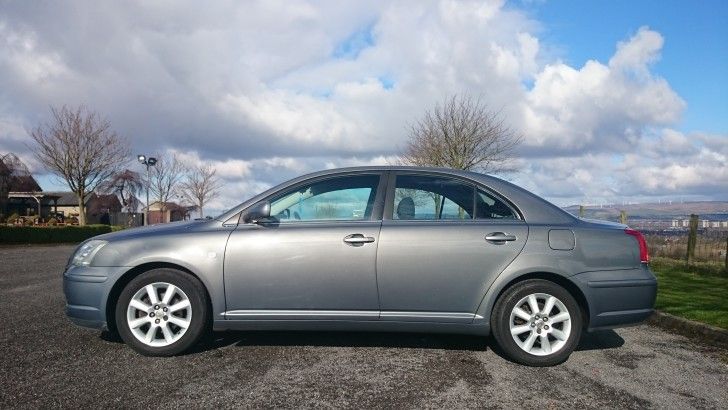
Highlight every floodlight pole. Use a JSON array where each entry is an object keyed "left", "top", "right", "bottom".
[{"left": 137, "top": 155, "right": 157, "bottom": 226}]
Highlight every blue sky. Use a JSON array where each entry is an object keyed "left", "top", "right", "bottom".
[{"left": 524, "top": 0, "right": 728, "bottom": 134}]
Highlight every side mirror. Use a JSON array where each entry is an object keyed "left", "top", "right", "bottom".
[{"left": 243, "top": 201, "right": 271, "bottom": 224}]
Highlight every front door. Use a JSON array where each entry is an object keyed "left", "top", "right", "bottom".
[
  {"left": 376, "top": 173, "right": 528, "bottom": 322},
  {"left": 223, "top": 173, "right": 385, "bottom": 320}
]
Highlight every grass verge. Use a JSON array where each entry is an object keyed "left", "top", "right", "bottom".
[{"left": 650, "top": 257, "right": 728, "bottom": 330}]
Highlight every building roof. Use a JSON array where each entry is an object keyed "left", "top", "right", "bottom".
[
  {"left": 1, "top": 153, "right": 42, "bottom": 192},
  {"left": 0, "top": 159, "right": 9, "bottom": 176},
  {"left": 44, "top": 192, "right": 123, "bottom": 212},
  {"left": 147, "top": 201, "right": 181, "bottom": 210},
  {"left": 9, "top": 175, "right": 42, "bottom": 192},
  {"left": 147, "top": 201, "right": 196, "bottom": 213},
  {"left": 44, "top": 192, "right": 89, "bottom": 206}
]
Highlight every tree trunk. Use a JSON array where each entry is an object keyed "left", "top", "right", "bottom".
[
  {"left": 199, "top": 204, "right": 204, "bottom": 218},
  {"left": 77, "top": 193, "right": 87, "bottom": 226}
]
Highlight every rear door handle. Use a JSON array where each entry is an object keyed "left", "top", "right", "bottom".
[
  {"left": 343, "top": 233, "right": 375, "bottom": 246},
  {"left": 485, "top": 232, "right": 517, "bottom": 243}
]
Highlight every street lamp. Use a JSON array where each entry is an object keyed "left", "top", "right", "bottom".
[{"left": 138, "top": 154, "right": 157, "bottom": 226}]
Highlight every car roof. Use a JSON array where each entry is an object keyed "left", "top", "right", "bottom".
[
  {"left": 216, "top": 166, "right": 576, "bottom": 225},
  {"left": 291, "top": 165, "right": 511, "bottom": 186}
]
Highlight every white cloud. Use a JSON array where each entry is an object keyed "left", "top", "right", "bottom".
[
  {"left": 520, "top": 27, "right": 685, "bottom": 155},
  {"left": 0, "top": 1, "right": 725, "bottom": 212},
  {"left": 514, "top": 128, "right": 728, "bottom": 205},
  {"left": 0, "top": 22, "right": 69, "bottom": 84},
  {"left": 609, "top": 26, "right": 663, "bottom": 72}
]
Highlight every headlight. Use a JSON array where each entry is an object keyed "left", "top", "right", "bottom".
[{"left": 70, "top": 240, "right": 108, "bottom": 267}]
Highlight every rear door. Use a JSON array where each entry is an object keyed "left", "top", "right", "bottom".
[{"left": 376, "top": 172, "right": 528, "bottom": 322}]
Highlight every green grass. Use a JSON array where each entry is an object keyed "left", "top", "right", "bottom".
[{"left": 650, "top": 257, "right": 728, "bottom": 330}]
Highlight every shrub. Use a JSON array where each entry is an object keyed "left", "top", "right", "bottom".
[
  {"left": 8, "top": 213, "right": 20, "bottom": 224},
  {"left": 47, "top": 217, "right": 58, "bottom": 226},
  {"left": 0, "top": 225, "right": 112, "bottom": 244}
]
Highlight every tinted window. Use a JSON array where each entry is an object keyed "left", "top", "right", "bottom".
[
  {"left": 475, "top": 189, "right": 517, "bottom": 220},
  {"left": 269, "top": 174, "right": 380, "bottom": 222},
  {"left": 393, "top": 175, "right": 474, "bottom": 220}
]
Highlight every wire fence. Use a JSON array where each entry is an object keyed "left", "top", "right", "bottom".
[
  {"left": 570, "top": 207, "right": 728, "bottom": 267},
  {"left": 645, "top": 232, "right": 727, "bottom": 265}
]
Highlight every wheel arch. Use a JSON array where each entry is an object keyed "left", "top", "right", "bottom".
[
  {"left": 105, "top": 262, "right": 214, "bottom": 334},
  {"left": 484, "top": 271, "right": 590, "bottom": 328}
]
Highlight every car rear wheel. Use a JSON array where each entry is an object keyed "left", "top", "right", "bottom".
[
  {"left": 491, "top": 279, "right": 582, "bottom": 366},
  {"left": 115, "top": 268, "right": 210, "bottom": 356}
]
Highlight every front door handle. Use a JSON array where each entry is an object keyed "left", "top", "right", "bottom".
[
  {"left": 485, "top": 232, "right": 517, "bottom": 243},
  {"left": 343, "top": 234, "right": 375, "bottom": 246}
]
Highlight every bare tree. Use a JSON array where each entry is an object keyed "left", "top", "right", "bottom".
[
  {"left": 29, "top": 106, "right": 130, "bottom": 225},
  {"left": 180, "top": 163, "right": 221, "bottom": 218},
  {"left": 148, "top": 154, "right": 186, "bottom": 218},
  {"left": 400, "top": 94, "right": 522, "bottom": 173}
]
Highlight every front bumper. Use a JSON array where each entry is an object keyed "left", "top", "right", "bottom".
[
  {"left": 63, "top": 265, "right": 130, "bottom": 330},
  {"left": 572, "top": 265, "right": 657, "bottom": 330}
]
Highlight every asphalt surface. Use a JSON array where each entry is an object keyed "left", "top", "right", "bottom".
[{"left": 1, "top": 245, "right": 726, "bottom": 409}]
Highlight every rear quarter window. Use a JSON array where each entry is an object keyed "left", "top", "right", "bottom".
[{"left": 475, "top": 189, "right": 517, "bottom": 220}]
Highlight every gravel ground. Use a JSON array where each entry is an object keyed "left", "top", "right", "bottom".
[{"left": 1, "top": 244, "right": 726, "bottom": 409}]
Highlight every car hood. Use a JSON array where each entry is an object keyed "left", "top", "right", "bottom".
[{"left": 94, "top": 220, "right": 206, "bottom": 242}]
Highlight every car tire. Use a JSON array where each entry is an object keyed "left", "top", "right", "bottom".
[
  {"left": 491, "top": 279, "right": 583, "bottom": 367},
  {"left": 115, "top": 268, "right": 210, "bottom": 356}
]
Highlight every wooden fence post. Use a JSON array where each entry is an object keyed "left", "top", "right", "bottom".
[
  {"left": 686, "top": 214, "right": 698, "bottom": 264},
  {"left": 579, "top": 205, "right": 585, "bottom": 218},
  {"left": 619, "top": 210, "right": 627, "bottom": 225}
]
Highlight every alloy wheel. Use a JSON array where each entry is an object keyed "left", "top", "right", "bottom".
[
  {"left": 126, "top": 282, "right": 192, "bottom": 347},
  {"left": 509, "top": 292, "right": 572, "bottom": 356}
]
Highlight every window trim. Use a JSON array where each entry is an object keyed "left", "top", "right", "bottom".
[
  {"left": 383, "top": 171, "right": 523, "bottom": 222},
  {"left": 249, "top": 171, "right": 388, "bottom": 225}
]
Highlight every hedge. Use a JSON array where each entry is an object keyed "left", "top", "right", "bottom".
[{"left": 0, "top": 225, "right": 112, "bottom": 244}]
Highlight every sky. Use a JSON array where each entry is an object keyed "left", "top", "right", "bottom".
[{"left": 0, "top": 0, "right": 726, "bottom": 213}]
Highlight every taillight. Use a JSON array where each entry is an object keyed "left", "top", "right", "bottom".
[{"left": 625, "top": 228, "right": 649, "bottom": 263}]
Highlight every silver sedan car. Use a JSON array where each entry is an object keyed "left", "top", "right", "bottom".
[{"left": 64, "top": 166, "right": 656, "bottom": 366}]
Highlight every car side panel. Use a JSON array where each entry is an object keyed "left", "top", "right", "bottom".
[
  {"left": 223, "top": 221, "right": 382, "bottom": 313},
  {"left": 474, "top": 223, "right": 655, "bottom": 331},
  {"left": 89, "top": 224, "right": 232, "bottom": 321},
  {"left": 376, "top": 220, "right": 528, "bottom": 316},
  {"left": 572, "top": 266, "right": 656, "bottom": 329},
  {"left": 64, "top": 265, "right": 131, "bottom": 329}
]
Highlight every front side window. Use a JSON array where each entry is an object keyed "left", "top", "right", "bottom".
[
  {"left": 269, "top": 174, "right": 380, "bottom": 222},
  {"left": 393, "top": 175, "right": 474, "bottom": 220}
]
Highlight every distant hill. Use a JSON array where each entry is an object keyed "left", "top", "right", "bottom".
[{"left": 563, "top": 201, "right": 728, "bottom": 221}]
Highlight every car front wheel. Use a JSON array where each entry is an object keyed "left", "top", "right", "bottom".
[
  {"left": 491, "top": 279, "right": 583, "bottom": 366},
  {"left": 115, "top": 268, "right": 210, "bottom": 356}
]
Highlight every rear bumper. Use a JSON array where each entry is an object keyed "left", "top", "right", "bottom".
[
  {"left": 572, "top": 265, "right": 657, "bottom": 331},
  {"left": 63, "top": 265, "right": 129, "bottom": 331}
]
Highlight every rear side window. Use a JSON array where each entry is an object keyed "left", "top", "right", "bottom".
[
  {"left": 391, "top": 174, "right": 518, "bottom": 221},
  {"left": 393, "top": 175, "right": 474, "bottom": 220}
]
